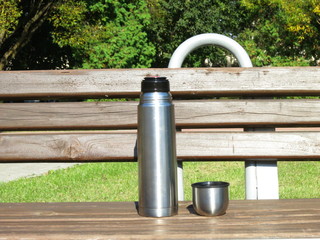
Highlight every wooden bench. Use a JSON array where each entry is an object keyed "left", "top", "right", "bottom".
[{"left": 0, "top": 67, "right": 320, "bottom": 239}]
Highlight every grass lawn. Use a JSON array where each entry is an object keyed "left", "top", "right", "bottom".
[{"left": 0, "top": 161, "right": 319, "bottom": 202}]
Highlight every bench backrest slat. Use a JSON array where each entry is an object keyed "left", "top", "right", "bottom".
[
  {"left": 1, "top": 99, "right": 320, "bottom": 130},
  {"left": 1, "top": 132, "right": 319, "bottom": 162},
  {"left": 1, "top": 67, "right": 320, "bottom": 99}
]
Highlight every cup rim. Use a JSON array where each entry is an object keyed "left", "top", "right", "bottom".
[{"left": 191, "top": 181, "right": 229, "bottom": 188}]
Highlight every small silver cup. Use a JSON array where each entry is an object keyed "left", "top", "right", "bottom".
[{"left": 191, "top": 181, "right": 230, "bottom": 216}]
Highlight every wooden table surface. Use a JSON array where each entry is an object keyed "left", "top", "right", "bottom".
[{"left": 0, "top": 199, "right": 319, "bottom": 239}]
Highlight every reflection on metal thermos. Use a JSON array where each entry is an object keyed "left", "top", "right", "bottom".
[{"left": 138, "top": 76, "right": 178, "bottom": 217}]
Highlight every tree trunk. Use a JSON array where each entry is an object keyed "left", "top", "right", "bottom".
[{"left": 0, "top": 1, "right": 57, "bottom": 70}]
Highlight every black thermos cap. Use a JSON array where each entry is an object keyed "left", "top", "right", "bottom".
[{"left": 141, "top": 76, "right": 169, "bottom": 92}]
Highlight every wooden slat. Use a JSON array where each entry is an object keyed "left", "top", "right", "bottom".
[
  {"left": 1, "top": 99, "right": 320, "bottom": 130},
  {"left": 1, "top": 67, "right": 320, "bottom": 99},
  {"left": 0, "top": 101, "right": 138, "bottom": 130},
  {"left": 0, "top": 200, "right": 319, "bottom": 239},
  {"left": 0, "top": 101, "right": 137, "bottom": 130},
  {"left": 1, "top": 131, "right": 320, "bottom": 162}
]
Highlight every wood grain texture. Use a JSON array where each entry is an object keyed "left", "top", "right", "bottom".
[
  {"left": 1, "top": 131, "right": 320, "bottom": 162},
  {"left": 1, "top": 67, "right": 320, "bottom": 99},
  {"left": 1, "top": 99, "right": 320, "bottom": 130},
  {"left": 0, "top": 199, "right": 319, "bottom": 239}
]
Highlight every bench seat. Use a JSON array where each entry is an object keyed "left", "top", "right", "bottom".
[{"left": 1, "top": 199, "right": 319, "bottom": 239}]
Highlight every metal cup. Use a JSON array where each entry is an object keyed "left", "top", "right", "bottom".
[{"left": 191, "top": 181, "right": 229, "bottom": 216}]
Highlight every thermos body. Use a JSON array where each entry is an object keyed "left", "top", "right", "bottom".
[{"left": 138, "top": 77, "right": 178, "bottom": 217}]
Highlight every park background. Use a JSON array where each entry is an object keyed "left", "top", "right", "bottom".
[
  {"left": 1, "top": 0, "right": 319, "bottom": 70},
  {"left": 0, "top": 0, "right": 319, "bottom": 202}
]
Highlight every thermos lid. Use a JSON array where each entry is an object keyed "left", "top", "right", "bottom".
[{"left": 142, "top": 76, "right": 170, "bottom": 92}]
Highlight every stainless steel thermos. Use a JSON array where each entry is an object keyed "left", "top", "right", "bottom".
[{"left": 138, "top": 76, "right": 178, "bottom": 217}]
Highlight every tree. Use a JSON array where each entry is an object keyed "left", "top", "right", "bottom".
[
  {"left": 2, "top": 0, "right": 318, "bottom": 70},
  {"left": 147, "top": 0, "right": 251, "bottom": 67},
  {"left": 9, "top": 21, "right": 75, "bottom": 70},
  {"left": 0, "top": 0, "right": 58, "bottom": 70},
  {"left": 50, "top": 0, "right": 155, "bottom": 69},
  {"left": 238, "top": 0, "right": 320, "bottom": 66},
  {"left": 1, "top": 0, "right": 155, "bottom": 70}
]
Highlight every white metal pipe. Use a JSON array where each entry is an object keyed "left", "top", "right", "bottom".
[{"left": 168, "top": 33, "right": 253, "bottom": 68}]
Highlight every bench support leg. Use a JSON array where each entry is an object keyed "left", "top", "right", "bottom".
[
  {"left": 244, "top": 127, "right": 279, "bottom": 200},
  {"left": 177, "top": 161, "right": 184, "bottom": 201},
  {"left": 245, "top": 160, "right": 279, "bottom": 199}
]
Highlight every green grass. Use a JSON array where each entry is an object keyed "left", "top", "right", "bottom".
[
  {"left": 278, "top": 162, "right": 320, "bottom": 198},
  {"left": 183, "top": 162, "right": 245, "bottom": 200},
  {"left": 0, "top": 162, "right": 319, "bottom": 202}
]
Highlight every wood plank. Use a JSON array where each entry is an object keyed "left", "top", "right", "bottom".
[
  {"left": 1, "top": 131, "right": 320, "bottom": 162},
  {"left": 1, "top": 99, "right": 320, "bottom": 130},
  {"left": 0, "top": 101, "right": 138, "bottom": 130},
  {"left": 1, "top": 67, "right": 320, "bottom": 99},
  {"left": 0, "top": 199, "right": 319, "bottom": 239}
]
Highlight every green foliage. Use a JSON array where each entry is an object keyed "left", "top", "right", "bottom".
[
  {"left": 50, "top": 0, "right": 155, "bottom": 69},
  {"left": 0, "top": 0, "right": 21, "bottom": 43},
  {"left": 1, "top": 0, "right": 318, "bottom": 69},
  {"left": 0, "top": 0, "right": 59, "bottom": 70},
  {"left": 50, "top": 1, "right": 88, "bottom": 48},
  {"left": 9, "top": 21, "right": 75, "bottom": 70},
  {"left": 148, "top": 0, "right": 250, "bottom": 67},
  {"left": 238, "top": 0, "right": 320, "bottom": 66}
]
